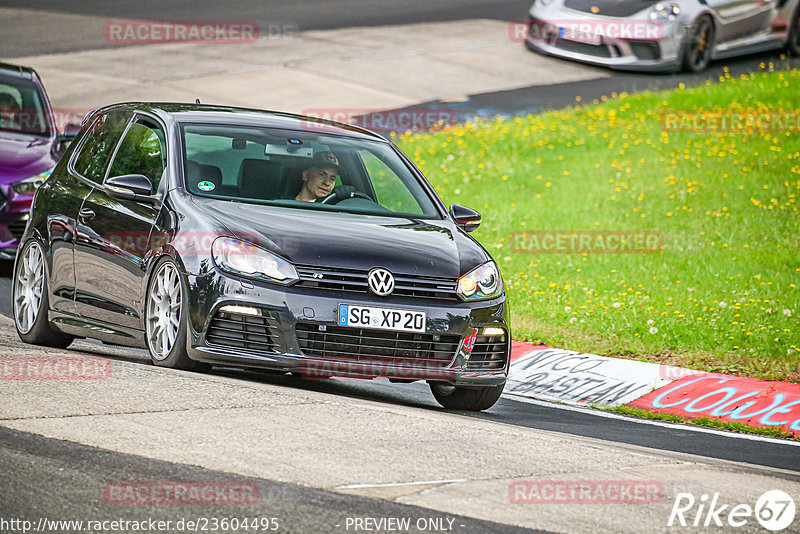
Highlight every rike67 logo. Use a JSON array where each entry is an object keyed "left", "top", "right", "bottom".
[{"left": 669, "top": 490, "right": 795, "bottom": 531}]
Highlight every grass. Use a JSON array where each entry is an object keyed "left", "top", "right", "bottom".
[
  {"left": 610, "top": 406, "right": 798, "bottom": 440},
  {"left": 397, "top": 67, "right": 799, "bottom": 383}
]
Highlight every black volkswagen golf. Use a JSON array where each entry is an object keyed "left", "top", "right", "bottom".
[{"left": 13, "top": 103, "right": 510, "bottom": 410}]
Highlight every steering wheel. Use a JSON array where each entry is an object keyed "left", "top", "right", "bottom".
[{"left": 320, "top": 187, "right": 373, "bottom": 204}]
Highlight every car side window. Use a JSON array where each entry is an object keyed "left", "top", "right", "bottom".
[
  {"left": 72, "top": 110, "right": 130, "bottom": 184},
  {"left": 107, "top": 119, "right": 167, "bottom": 193}
]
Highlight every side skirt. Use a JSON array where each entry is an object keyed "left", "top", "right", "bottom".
[{"left": 49, "top": 310, "right": 147, "bottom": 349}]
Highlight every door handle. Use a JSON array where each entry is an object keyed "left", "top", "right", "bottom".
[{"left": 79, "top": 207, "right": 95, "bottom": 220}]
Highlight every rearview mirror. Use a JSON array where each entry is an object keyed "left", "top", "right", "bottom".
[
  {"left": 105, "top": 174, "right": 158, "bottom": 204},
  {"left": 450, "top": 204, "right": 482, "bottom": 233}
]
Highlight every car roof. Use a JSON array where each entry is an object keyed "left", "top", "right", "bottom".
[
  {"left": 0, "top": 62, "right": 38, "bottom": 81},
  {"left": 93, "top": 102, "right": 389, "bottom": 142}
]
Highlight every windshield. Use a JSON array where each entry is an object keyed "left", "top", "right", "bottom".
[
  {"left": 180, "top": 124, "right": 440, "bottom": 218},
  {"left": 0, "top": 75, "right": 51, "bottom": 137}
]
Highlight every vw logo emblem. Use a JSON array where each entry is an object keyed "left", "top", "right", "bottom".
[{"left": 368, "top": 268, "right": 395, "bottom": 296}]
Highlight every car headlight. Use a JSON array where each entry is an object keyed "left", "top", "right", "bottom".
[
  {"left": 212, "top": 237, "right": 298, "bottom": 284},
  {"left": 649, "top": 2, "right": 681, "bottom": 22},
  {"left": 458, "top": 261, "right": 503, "bottom": 301},
  {"left": 12, "top": 168, "right": 53, "bottom": 195}
]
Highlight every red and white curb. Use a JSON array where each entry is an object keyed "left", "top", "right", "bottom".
[{"left": 506, "top": 341, "right": 800, "bottom": 438}]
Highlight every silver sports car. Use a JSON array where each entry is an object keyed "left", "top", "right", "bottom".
[{"left": 525, "top": 0, "right": 800, "bottom": 71}]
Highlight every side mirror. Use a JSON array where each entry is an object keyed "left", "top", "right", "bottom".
[
  {"left": 105, "top": 174, "right": 158, "bottom": 204},
  {"left": 450, "top": 204, "right": 482, "bottom": 233}
]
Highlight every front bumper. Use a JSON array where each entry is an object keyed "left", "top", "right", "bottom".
[
  {"left": 183, "top": 271, "right": 510, "bottom": 387},
  {"left": 0, "top": 187, "right": 34, "bottom": 258},
  {"left": 525, "top": 16, "right": 686, "bottom": 72}
]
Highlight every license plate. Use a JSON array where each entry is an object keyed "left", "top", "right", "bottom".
[
  {"left": 338, "top": 304, "right": 426, "bottom": 333},
  {"left": 559, "top": 26, "right": 602, "bottom": 46}
]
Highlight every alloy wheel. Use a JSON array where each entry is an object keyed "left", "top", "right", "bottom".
[
  {"left": 146, "top": 262, "right": 182, "bottom": 360},
  {"left": 14, "top": 241, "right": 45, "bottom": 334},
  {"left": 687, "top": 18, "right": 713, "bottom": 71}
]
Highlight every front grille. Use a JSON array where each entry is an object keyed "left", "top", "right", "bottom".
[
  {"left": 466, "top": 334, "right": 508, "bottom": 371},
  {"left": 8, "top": 216, "right": 28, "bottom": 240},
  {"left": 554, "top": 39, "right": 611, "bottom": 58},
  {"left": 295, "top": 265, "right": 459, "bottom": 300},
  {"left": 206, "top": 308, "right": 282, "bottom": 353},
  {"left": 296, "top": 322, "right": 460, "bottom": 368}
]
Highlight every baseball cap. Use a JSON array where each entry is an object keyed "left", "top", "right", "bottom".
[{"left": 306, "top": 151, "right": 344, "bottom": 175}]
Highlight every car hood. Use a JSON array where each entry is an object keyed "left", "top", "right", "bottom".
[
  {"left": 563, "top": 0, "right": 658, "bottom": 18},
  {"left": 194, "top": 198, "right": 489, "bottom": 279},
  {"left": 0, "top": 134, "right": 57, "bottom": 183}
]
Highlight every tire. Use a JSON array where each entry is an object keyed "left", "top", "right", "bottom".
[
  {"left": 789, "top": 6, "right": 800, "bottom": 56},
  {"left": 0, "top": 260, "right": 14, "bottom": 277},
  {"left": 682, "top": 16, "right": 715, "bottom": 72},
  {"left": 13, "top": 240, "right": 74, "bottom": 348},
  {"left": 429, "top": 382, "right": 505, "bottom": 411},
  {"left": 145, "top": 258, "right": 204, "bottom": 370}
]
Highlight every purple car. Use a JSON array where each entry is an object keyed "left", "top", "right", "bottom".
[{"left": 0, "top": 62, "right": 79, "bottom": 259}]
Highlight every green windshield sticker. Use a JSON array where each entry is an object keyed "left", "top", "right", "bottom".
[{"left": 197, "top": 181, "right": 215, "bottom": 191}]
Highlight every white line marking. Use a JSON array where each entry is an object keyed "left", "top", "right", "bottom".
[
  {"left": 336, "top": 478, "right": 466, "bottom": 489},
  {"left": 502, "top": 393, "right": 800, "bottom": 447}
]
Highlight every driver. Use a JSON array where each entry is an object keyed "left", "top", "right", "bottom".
[
  {"left": 295, "top": 151, "right": 343, "bottom": 202},
  {"left": 0, "top": 93, "right": 20, "bottom": 129}
]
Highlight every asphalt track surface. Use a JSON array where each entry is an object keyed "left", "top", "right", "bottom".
[
  {"left": 0, "top": 345, "right": 797, "bottom": 533},
  {"left": 126, "top": 363, "right": 791, "bottom": 475},
  {"left": 0, "top": 0, "right": 533, "bottom": 56},
  {"left": 0, "top": 426, "right": 542, "bottom": 534},
  {"left": 1, "top": 0, "right": 531, "bottom": 28},
  {"left": 5, "top": 338, "right": 800, "bottom": 472},
  {"left": 139, "top": 367, "right": 800, "bottom": 473},
  {"left": 405, "top": 51, "right": 800, "bottom": 119}
]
